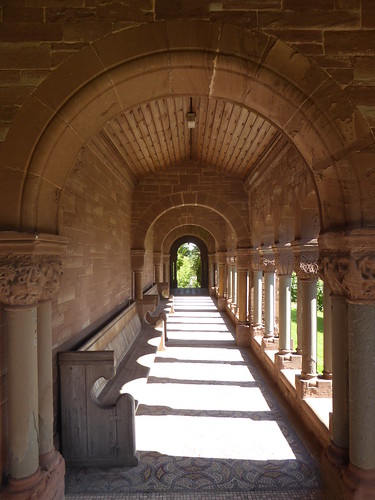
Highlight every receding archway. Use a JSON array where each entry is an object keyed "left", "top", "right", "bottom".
[{"left": 169, "top": 236, "right": 209, "bottom": 290}]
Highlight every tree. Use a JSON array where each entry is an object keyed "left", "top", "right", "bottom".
[{"left": 176, "top": 243, "right": 201, "bottom": 288}]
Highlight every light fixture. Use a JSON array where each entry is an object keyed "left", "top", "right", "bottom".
[
  {"left": 187, "top": 111, "right": 196, "bottom": 129},
  {"left": 187, "top": 97, "right": 196, "bottom": 129}
]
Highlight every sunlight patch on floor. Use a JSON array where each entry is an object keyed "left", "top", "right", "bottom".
[
  {"left": 140, "top": 383, "right": 270, "bottom": 412},
  {"left": 157, "top": 346, "right": 244, "bottom": 362},
  {"left": 149, "top": 361, "right": 254, "bottom": 382},
  {"left": 136, "top": 415, "right": 296, "bottom": 460}
]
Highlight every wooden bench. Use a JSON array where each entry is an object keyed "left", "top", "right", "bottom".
[{"left": 58, "top": 288, "right": 167, "bottom": 467}]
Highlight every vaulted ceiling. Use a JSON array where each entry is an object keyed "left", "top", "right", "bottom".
[{"left": 88, "top": 96, "right": 288, "bottom": 183}]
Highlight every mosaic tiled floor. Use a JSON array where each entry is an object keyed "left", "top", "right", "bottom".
[{"left": 65, "top": 295, "right": 322, "bottom": 499}]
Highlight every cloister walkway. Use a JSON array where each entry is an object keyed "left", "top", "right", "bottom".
[{"left": 65, "top": 293, "right": 322, "bottom": 499}]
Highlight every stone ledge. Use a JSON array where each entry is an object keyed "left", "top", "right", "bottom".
[
  {"left": 262, "top": 336, "right": 279, "bottom": 351},
  {"left": 275, "top": 352, "right": 302, "bottom": 370},
  {"left": 295, "top": 375, "right": 332, "bottom": 399}
]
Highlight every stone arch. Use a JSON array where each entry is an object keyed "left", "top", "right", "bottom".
[
  {"left": 152, "top": 206, "right": 227, "bottom": 253},
  {"left": 169, "top": 235, "right": 209, "bottom": 289},
  {"left": 162, "top": 225, "right": 216, "bottom": 255},
  {"left": 132, "top": 191, "right": 249, "bottom": 250},
  {"left": 0, "top": 20, "right": 373, "bottom": 232}
]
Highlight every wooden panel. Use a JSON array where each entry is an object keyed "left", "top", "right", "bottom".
[{"left": 89, "top": 96, "right": 283, "bottom": 182}]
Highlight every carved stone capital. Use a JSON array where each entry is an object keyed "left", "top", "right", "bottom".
[
  {"left": 216, "top": 251, "right": 226, "bottom": 266},
  {"left": 259, "top": 247, "right": 276, "bottom": 273},
  {"left": 319, "top": 229, "right": 375, "bottom": 302},
  {"left": 153, "top": 252, "right": 162, "bottom": 264},
  {"left": 292, "top": 240, "right": 319, "bottom": 280},
  {"left": 236, "top": 249, "right": 250, "bottom": 270},
  {"left": 0, "top": 232, "right": 67, "bottom": 307},
  {"left": 250, "top": 250, "right": 262, "bottom": 272},
  {"left": 0, "top": 255, "right": 63, "bottom": 306},
  {"left": 131, "top": 248, "right": 146, "bottom": 270},
  {"left": 273, "top": 244, "right": 293, "bottom": 276}
]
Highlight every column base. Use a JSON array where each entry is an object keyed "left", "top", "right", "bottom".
[
  {"left": 236, "top": 323, "right": 250, "bottom": 346},
  {"left": 250, "top": 323, "right": 263, "bottom": 337},
  {"left": 40, "top": 450, "right": 65, "bottom": 500},
  {"left": 274, "top": 352, "right": 302, "bottom": 370},
  {"left": 325, "top": 442, "right": 349, "bottom": 468},
  {"left": 320, "top": 444, "right": 348, "bottom": 500},
  {"left": 217, "top": 297, "right": 226, "bottom": 311},
  {"left": 4, "top": 468, "right": 47, "bottom": 500},
  {"left": 262, "top": 336, "right": 279, "bottom": 351},
  {"left": 343, "top": 463, "right": 375, "bottom": 500},
  {"left": 295, "top": 374, "right": 332, "bottom": 398}
]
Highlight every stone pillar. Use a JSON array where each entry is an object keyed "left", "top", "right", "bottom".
[
  {"left": 208, "top": 253, "right": 215, "bottom": 296},
  {"left": 260, "top": 247, "right": 276, "bottom": 341},
  {"left": 329, "top": 295, "right": 349, "bottom": 463},
  {"left": 131, "top": 249, "right": 145, "bottom": 301},
  {"left": 5, "top": 304, "right": 40, "bottom": 480},
  {"left": 323, "top": 281, "right": 333, "bottom": 380},
  {"left": 153, "top": 252, "right": 162, "bottom": 283},
  {"left": 163, "top": 254, "right": 170, "bottom": 283},
  {"left": 0, "top": 232, "right": 67, "bottom": 499},
  {"left": 296, "top": 280, "right": 303, "bottom": 354},
  {"left": 319, "top": 229, "right": 375, "bottom": 497},
  {"left": 236, "top": 249, "right": 250, "bottom": 323},
  {"left": 274, "top": 244, "right": 293, "bottom": 360},
  {"left": 250, "top": 250, "right": 263, "bottom": 335},
  {"left": 216, "top": 252, "right": 226, "bottom": 311},
  {"left": 293, "top": 240, "right": 322, "bottom": 397}
]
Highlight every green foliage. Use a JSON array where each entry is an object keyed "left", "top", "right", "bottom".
[
  {"left": 176, "top": 243, "right": 201, "bottom": 288},
  {"left": 291, "top": 272, "right": 323, "bottom": 312}
]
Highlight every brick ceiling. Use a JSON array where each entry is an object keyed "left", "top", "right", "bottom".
[{"left": 88, "top": 96, "right": 287, "bottom": 182}]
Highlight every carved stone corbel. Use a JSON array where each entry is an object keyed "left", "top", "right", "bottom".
[{"left": 250, "top": 249, "right": 262, "bottom": 272}]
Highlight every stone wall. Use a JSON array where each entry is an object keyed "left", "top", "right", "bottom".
[
  {"left": 1, "top": 1, "right": 374, "bottom": 146},
  {"left": 131, "top": 163, "right": 250, "bottom": 248},
  {"left": 56, "top": 146, "right": 133, "bottom": 351},
  {"left": 0, "top": 311, "right": 7, "bottom": 483}
]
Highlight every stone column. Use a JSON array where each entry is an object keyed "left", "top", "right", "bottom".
[
  {"left": 153, "top": 252, "right": 162, "bottom": 283},
  {"left": 236, "top": 250, "right": 250, "bottom": 323},
  {"left": 274, "top": 244, "right": 293, "bottom": 360},
  {"left": 323, "top": 281, "right": 333, "bottom": 380},
  {"left": 293, "top": 241, "right": 319, "bottom": 381},
  {"left": 250, "top": 250, "right": 263, "bottom": 335},
  {"left": 208, "top": 253, "right": 215, "bottom": 296},
  {"left": 163, "top": 254, "right": 170, "bottom": 283},
  {"left": 5, "top": 303, "right": 40, "bottom": 481},
  {"left": 131, "top": 249, "right": 145, "bottom": 301},
  {"left": 0, "top": 233, "right": 67, "bottom": 499},
  {"left": 216, "top": 252, "right": 226, "bottom": 311},
  {"left": 259, "top": 247, "right": 276, "bottom": 342},
  {"left": 320, "top": 229, "right": 375, "bottom": 497}
]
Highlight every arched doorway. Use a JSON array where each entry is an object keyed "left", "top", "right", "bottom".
[{"left": 170, "top": 236, "right": 208, "bottom": 290}]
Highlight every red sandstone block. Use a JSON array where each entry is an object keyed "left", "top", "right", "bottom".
[
  {"left": 156, "top": 0, "right": 209, "bottom": 19},
  {"left": 325, "top": 30, "right": 375, "bottom": 55},
  {"left": 46, "top": 7, "right": 96, "bottom": 23},
  {"left": 362, "top": 0, "right": 375, "bottom": 27},
  {"left": 0, "top": 70, "right": 20, "bottom": 85},
  {"left": 265, "top": 28, "right": 322, "bottom": 43},
  {"left": 0, "top": 23, "right": 63, "bottom": 42},
  {"left": 0, "top": 44, "right": 51, "bottom": 69},
  {"left": 291, "top": 42, "right": 323, "bottom": 55},
  {"left": 62, "top": 21, "right": 112, "bottom": 42},
  {"left": 259, "top": 9, "right": 359, "bottom": 29},
  {"left": 283, "top": 0, "right": 334, "bottom": 9},
  {"left": 96, "top": 1, "right": 153, "bottom": 22},
  {"left": 223, "top": 0, "right": 280, "bottom": 8},
  {"left": 26, "top": 0, "right": 84, "bottom": 6},
  {"left": 334, "top": 0, "right": 360, "bottom": 8},
  {"left": 2, "top": 6, "right": 44, "bottom": 22}
]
